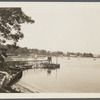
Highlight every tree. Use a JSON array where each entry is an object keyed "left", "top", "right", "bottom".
[
  {"left": 0, "top": 8, "right": 34, "bottom": 46},
  {"left": 39, "top": 50, "right": 46, "bottom": 55},
  {"left": 82, "top": 53, "right": 94, "bottom": 57},
  {"left": 0, "top": 8, "right": 34, "bottom": 67}
]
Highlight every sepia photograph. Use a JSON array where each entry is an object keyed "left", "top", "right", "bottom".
[{"left": 0, "top": 2, "right": 100, "bottom": 98}]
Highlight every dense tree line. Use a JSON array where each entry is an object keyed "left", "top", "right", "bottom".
[
  {"left": 67, "top": 52, "right": 94, "bottom": 57},
  {"left": 4, "top": 45, "right": 94, "bottom": 58}
]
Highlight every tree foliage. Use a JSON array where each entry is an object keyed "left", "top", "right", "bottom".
[{"left": 0, "top": 8, "right": 34, "bottom": 46}]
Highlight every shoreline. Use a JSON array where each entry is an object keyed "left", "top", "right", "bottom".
[
  {"left": 11, "top": 83, "right": 34, "bottom": 93},
  {"left": 11, "top": 81, "right": 44, "bottom": 93},
  {"left": 0, "top": 69, "right": 44, "bottom": 93},
  {"left": 0, "top": 71, "right": 41, "bottom": 93}
]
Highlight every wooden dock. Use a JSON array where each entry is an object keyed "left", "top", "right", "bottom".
[
  {"left": 41, "top": 63, "right": 60, "bottom": 69},
  {"left": 5, "top": 58, "right": 60, "bottom": 69}
]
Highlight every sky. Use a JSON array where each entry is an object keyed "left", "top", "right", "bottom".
[{"left": 1, "top": 2, "right": 100, "bottom": 54}]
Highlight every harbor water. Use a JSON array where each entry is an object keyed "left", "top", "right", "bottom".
[{"left": 17, "top": 57, "right": 100, "bottom": 93}]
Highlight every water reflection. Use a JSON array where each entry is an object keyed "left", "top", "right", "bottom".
[
  {"left": 18, "top": 57, "right": 100, "bottom": 93},
  {"left": 47, "top": 69, "right": 51, "bottom": 75},
  {"left": 31, "top": 67, "right": 60, "bottom": 76}
]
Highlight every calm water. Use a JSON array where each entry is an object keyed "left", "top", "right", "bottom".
[{"left": 18, "top": 57, "right": 100, "bottom": 93}]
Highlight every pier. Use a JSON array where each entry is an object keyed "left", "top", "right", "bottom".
[
  {"left": 0, "top": 57, "right": 60, "bottom": 92},
  {"left": 5, "top": 57, "right": 60, "bottom": 69}
]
